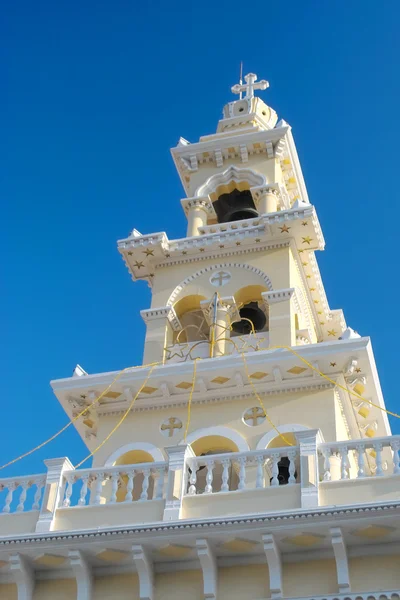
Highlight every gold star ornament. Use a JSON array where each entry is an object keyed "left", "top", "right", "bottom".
[
  {"left": 328, "top": 329, "right": 337, "bottom": 337},
  {"left": 279, "top": 224, "right": 291, "bottom": 233},
  {"left": 302, "top": 236, "right": 313, "bottom": 245}
]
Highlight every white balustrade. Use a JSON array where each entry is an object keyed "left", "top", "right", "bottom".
[
  {"left": 184, "top": 447, "right": 300, "bottom": 496},
  {"left": 319, "top": 435, "right": 400, "bottom": 482},
  {"left": 0, "top": 475, "right": 45, "bottom": 513},
  {"left": 61, "top": 462, "right": 167, "bottom": 508}
]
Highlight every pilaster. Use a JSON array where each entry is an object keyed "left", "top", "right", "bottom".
[
  {"left": 163, "top": 444, "right": 195, "bottom": 520},
  {"left": 262, "top": 288, "right": 296, "bottom": 347},
  {"left": 35, "top": 457, "right": 73, "bottom": 533},
  {"left": 295, "top": 429, "right": 321, "bottom": 508},
  {"left": 201, "top": 295, "right": 240, "bottom": 357},
  {"left": 251, "top": 184, "right": 281, "bottom": 214},
  {"left": 10, "top": 554, "right": 34, "bottom": 600},
  {"left": 181, "top": 196, "right": 215, "bottom": 237},
  {"left": 141, "top": 306, "right": 180, "bottom": 365},
  {"left": 68, "top": 550, "right": 92, "bottom": 600}
]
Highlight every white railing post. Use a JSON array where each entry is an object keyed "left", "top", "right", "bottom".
[
  {"left": 163, "top": 444, "right": 195, "bottom": 521},
  {"left": 295, "top": 429, "right": 321, "bottom": 508},
  {"left": 35, "top": 457, "right": 74, "bottom": 533}
]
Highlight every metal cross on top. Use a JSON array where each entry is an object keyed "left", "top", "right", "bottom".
[
  {"left": 244, "top": 406, "right": 266, "bottom": 426},
  {"left": 161, "top": 417, "right": 182, "bottom": 437},
  {"left": 231, "top": 73, "right": 269, "bottom": 100}
]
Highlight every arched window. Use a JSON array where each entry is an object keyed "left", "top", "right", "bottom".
[
  {"left": 232, "top": 285, "right": 269, "bottom": 336},
  {"left": 173, "top": 295, "right": 209, "bottom": 343}
]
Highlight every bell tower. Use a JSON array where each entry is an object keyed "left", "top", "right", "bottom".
[{"left": 117, "top": 72, "right": 343, "bottom": 366}]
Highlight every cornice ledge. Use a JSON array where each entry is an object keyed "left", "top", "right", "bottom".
[
  {"left": 2, "top": 500, "right": 400, "bottom": 546},
  {"left": 263, "top": 288, "right": 295, "bottom": 304}
]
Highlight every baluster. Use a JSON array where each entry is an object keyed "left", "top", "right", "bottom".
[
  {"left": 92, "top": 472, "right": 104, "bottom": 505},
  {"left": 78, "top": 475, "right": 89, "bottom": 506},
  {"left": 339, "top": 446, "right": 349, "bottom": 480},
  {"left": 124, "top": 470, "right": 135, "bottom": 503},
  {"left": 3, "top": 483, "right": 16, "bottom": 513},
  {"left": 188, "top": 463, "right": 197, "bottom": 496},
  {"left": 373, "top": 443, "right": 384, "bottom": 476},
  {"left": 155, "top": 468, "right": 165, "bottom": 499},
  {"left": 322, "top": 448, "right": 332, "bottom": 481},
  {"left": 204, "top": 460, "right": 215, "bottom": 494},
  {"left": 391, "top": 440, "right": 400, "bottom": 474},
  {"left": 33, "top": 480, "right": 44, "bottom": 510},
  {"left": 287, "top": 450, "right": 297, "bottom": 484},
  {"left": 255, "top": 455, "right": 264, "bottom": 489},
  {"left": 63, "top": 475, "right": 74, "bottom": 507},
  {"left": 110, "top": 472, "right": 120, "bottom": 503},
  {"left": 237, "top": 456, "right": 247, "bottom": 490},
  {"left": 17, "top": 481, "right": 29, "bottom": 512},
  {"left": 270, "top": 453, "right": 280, "bottom": 487},
  {"left": 356, "top": 445, "right": 365, "bottom": 478},
  {"left": 140, "top": 468, "right": 150, "bottom": 501},
  {"left": 221, "top": 458, "right": 231, "bottom": 492}
]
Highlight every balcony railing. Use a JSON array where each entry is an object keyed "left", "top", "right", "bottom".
[{"left": 1, "top": 433, "right": 400, "bottom": 534}]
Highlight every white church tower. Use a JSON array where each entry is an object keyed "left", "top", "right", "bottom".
[{"left": 0, "top": 73, "right": 400, "bottom": 600}]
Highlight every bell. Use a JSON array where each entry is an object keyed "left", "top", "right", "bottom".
[
  {"left": 232, "top": 302, "right": 266, "bottom": 335},
  {"left": 213, "top": 189, "right": 259, "bottom": 224}
]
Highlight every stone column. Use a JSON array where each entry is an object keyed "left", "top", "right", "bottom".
[
  {"left": 251, "top": 185, "right": 281, "bottom": 214},
  {"left": 295, "top": 429, "right": 322, "bottom": 508},
  {"left": 181, "top": 196, "right": 215, "bottom": 237},
  {"left": 140, "top": 306, "right": 181, "bottom": 365},
  {"left": 35, "top": 457, "right": 74, "bottom": 533},
  {"left": 201, "top": 295, "right": 240, "bottom": 358},
  {"left": 262, "top": 289, "right": 296, "bottom": 348},
  {"left": 163, "top": 444, "right": 195, "bottom": 521}
]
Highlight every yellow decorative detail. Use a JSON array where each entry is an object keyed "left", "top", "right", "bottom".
[
  {"left": 249, "top": 371, "right": 268, "bottom": 380},
  {"left": 243, "top": 406, "right": 266, "bottom": 426},
  {"left": 103, "top": 391, "right": 121, "bottom": 399},
  {"left": 358, "top": 406, "right": 370, "bottom": 418},
  {"left": 140, "top": 386, "right": 158, "bottom": 394},
  {"left": 143, "top": 248, "right": 154, "bottom": 257},
  {"left": 284, "top": 534, "right": 324, "bottom": 547},
  {"left": 161, "top": 417, "right": 182, "bottom": 437},
  {"left": 176, "top": 381, "right": 193, "bottom": 390},
  {"left": 352, "top": 525, "right": 395, "bottom": 539},
  {"left": 220, "top": 539, "right": 259, "bottom": 553},
  {"left": 302, "top": 236, "right": 313, "bottom": 245},
  {"left": 287, "top": 366, "right": 307, "bottom": 375},
  {"left": 34, "top": 554, "right": 66, "bottom": 567},
  {"left": 279, "top": 224, "right": 291, "bottom": 233},
  {"left": 82, "top": 417, "right": 94, "bottom": 429},
  {"left": 158, "top": 544, "right": 192, "bottom": 558},
  {"left": 365, "top": 427, "right": 376, "bottom": 438},
  {"left": 327, "top": 329, "right": 337, "bottom": 337},
  {"left": 353, "top": 382, "right": 365, "bottom": 395},
  {"left": 211, "top": 376, "right": 230, "bottom": 385},
  {"left": 301, "top": 221, "right": 308, "bottom": 226},
  {"left": 96, "top": 549, "right": 130, "bottom": 563},
  {"left": 133, "top": 261, "right": 145, "bottom": 269}
]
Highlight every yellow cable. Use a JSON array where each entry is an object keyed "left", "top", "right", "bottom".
[
  {"left": 74, "top": 364, "right": 157, "bottom": 468},
  {"left": 270, "top": 345, "right": 400, "bottom": 420},
  {"left": 240, "top": 352, "right": 294, "bottom": 446},
  {"left": 184, "top": 358, "right": 198, "bottom": 442},
  {"left": 0, "top": 361, "right": 161, "bottom": 472}
]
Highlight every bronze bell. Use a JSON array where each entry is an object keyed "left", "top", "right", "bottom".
[
  {"left": 232, "top": 302, "right": 267, "bottom": 335},
  {"left": 213, "top": 189, "right": 259, "bottom": 223}
]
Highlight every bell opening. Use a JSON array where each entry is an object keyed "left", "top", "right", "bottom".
[
  {"left": 232, "top": 301, "right": 267, "bottom": 335},
  {"left": 213, "top": 188, "right": 258, "bottom": 224}
]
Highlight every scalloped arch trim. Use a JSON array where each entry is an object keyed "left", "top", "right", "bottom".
[
  {"left": 167, "top": 263, "right": 273, "bottom": 306},
  {"left": 195, "top": 165, "right": 266, "bottom": 198}
]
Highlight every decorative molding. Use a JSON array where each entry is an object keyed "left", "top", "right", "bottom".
[
  {"left": 180, "top": 196, "right": 215, "bottom": 217},
  {"left": 330, "top": 527, "right": 351, "bottom": 593},
  {"left": 196, "top": 539, "right": 217, "bottom": 600},
  {"left": 10, "top": 553, "right": 33, "bottom": 600},
  {"left": 132, "top": 544, "right": 154, "bottom": 600},
  {"left": 182, "top": 425, "right": 250, "bottom": 453},
  {"left": 167, "top": 263, "right": 274, "bottom": 307},
  {"left": 262, "top": 288, "right": 295, "bottom": 304},
  {"left": 262, "top": 534, "right": 283, "bottom": 599},
  {"left": 195, "top": 165, "right": 266, "bottom": 199},
  {"left": 104, "top": 443, "right": 165, "bottom": 466},
  {"left": 256, "top": 425, "right": 311, "bottom": 450},
  {"left": 69, "top": 549, "right": 92, "bottom": 600}
]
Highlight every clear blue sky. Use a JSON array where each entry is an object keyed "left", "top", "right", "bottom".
[{"left": 2, "top": 1, "right": 399, "bottom": 476}]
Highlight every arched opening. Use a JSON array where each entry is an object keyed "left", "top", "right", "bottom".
[
  {"left": 232, "top": 285, "right": 269, "bottom": 337},
  {"left": 112, "top": 450, "right": 155, "bottom": 502},
  {"left": 266, "top": 433, "right": 298, "bottom": 486},
  {"left": 173, "top": 295, "right": 209, "bottom": 343},
  {"left": 190, "top": 435, "right": 241, "bottom": 493}
]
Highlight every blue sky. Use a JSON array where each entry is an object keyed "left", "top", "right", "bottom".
[{"left": 2, "top": 0, "right": 399, "bottom": 476}]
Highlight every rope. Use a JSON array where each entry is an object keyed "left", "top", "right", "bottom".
[
  {"left": 184, "top": 358, "right": 199, "bottom": 442},
  {"left": 74, "top": 364, "right": 157, "bottom": 468}
]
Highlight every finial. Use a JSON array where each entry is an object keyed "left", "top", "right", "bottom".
[{"left": 231, "top": 73, "right": 269, "bottom": 100}]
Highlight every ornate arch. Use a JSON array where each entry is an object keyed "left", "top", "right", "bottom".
[
  {"left": 256, "top": 424, "right": 310, "bottom": 450},
  {"left": 195, "top": 165, "right": 267, "bottom": 199},
  {"left": 181, "top": 426, "right": 249, "bottom": 453},
  {"left": 167, "top": 263, "right": 273, "bottom": 307},
  {"left": 104, "top": 442, "right": 165, "bottom": 466}
]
